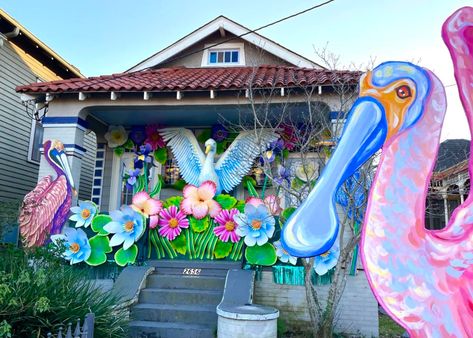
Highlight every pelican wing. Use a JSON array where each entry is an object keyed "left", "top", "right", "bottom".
[
  {"left": 160, "top": 128, "right": 205, "bottom": 186},
  {"left": 19, "top": 175, "right": 68, "bottom": 247},
  {"left": 215, "top": 130, "right": 278, "bottom": 192}
]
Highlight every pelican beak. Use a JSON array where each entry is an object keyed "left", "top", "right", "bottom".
[
  {"left": 281, "top": 89, "right": 388, "bottom": 257},
  {"left": 51, "top": 147, "right": 76, "bottom": 192},
  {"left": 205, "top": 144, "right": 212, "bottom": 154}
]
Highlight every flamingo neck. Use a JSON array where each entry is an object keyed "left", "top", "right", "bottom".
[{"left": 362, "top": 71, "right": 447, "bottom": 260}]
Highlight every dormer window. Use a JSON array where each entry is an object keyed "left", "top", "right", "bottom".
[{"left": 202, "top": 43, "right": 245, "bottom": 67}]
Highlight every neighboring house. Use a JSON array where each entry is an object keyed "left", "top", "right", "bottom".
[
  {"left": 426, "top": 139, "right": 470, "bottom": 229},
  {"left": 0, "top": 9, "right": 96, "bottom": 203},
  {"left": 16, "top": 16, "right": 378, "bottom": 336}
]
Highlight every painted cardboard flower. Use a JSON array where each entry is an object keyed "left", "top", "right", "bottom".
[
  {"left": 126, "top": 169, "right": 141, "bottom": 190},
  {"left": 214, "top": 208, "right": 240, "bottom": 243},
  {"left": 131, "top": 191, "right": 162, "bottom": 228},
  {"left": 263, "top": 195, "right": 282, "bottom": 216},
  {"left": 104, "top": 206, "right": 145, "bottom": 250},
  {"left": 51, "top": 227, "right": 91, "bottom": 265},
  {"left": 313, "top": 243, "right": 340, "bottom": 275},
  {"left": 211, "top": 124, "right": 229, "bottom": 142},
  {"left": 235, "top": 204, "right": 275, "bottom": 246},
  {"left": 274, "top": 240, "right": 297, "bottom": 265},
  {"left": 274, "top": 164, "right": 291, "bottom": 185},
  {"left": 145, "top": 125, "right": 165, "bottom": 150},
  {"left": 279, "top": 124, "right": 297, "bottom": 150},
  {"left": 69, "top": 201, "right": 97, "bottom": 228},
  {"left": 134, "top": 143, "right": 153, "bottom": 169},
  {"left": 129, "top": 126, "right": 147, "bottom": 145},
  {"left": 181, "top": 181, "right": 222, "bottom": 219},
  {"left": 158, "top": 205, "right": 189, "bottom": 241},
  {"left": 105, "top": 125, "right": 128, "bottom": 148}
]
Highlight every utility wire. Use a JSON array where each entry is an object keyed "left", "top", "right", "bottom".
[{"left": 136, "top": 0, "right": 336, "bottom": 70}]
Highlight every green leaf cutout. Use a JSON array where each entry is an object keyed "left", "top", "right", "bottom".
[
  {"left": 163, "top": 196, "right": 183, "bottom": 208},
  {"left": 149, "top": 175, "right": 163, "bottom": 198},
  {"left": 189, "top": 216, "right": 210, "bottom": 233},
  {"left": 245, "top": 243, "right": 277, "bottom": 266},
  {"left": 91, "top": 214, "right": 112, "bottom": 236},
  {"left": 123, "top": 139, "right": 134, "bottom": 150},
  {"left": 86, "top": 235, "right": 112, "bottom": 266},
  {"left": 114, "top": 244, "right": 138, "bottom": 267},
  {"left": 214, "top": 240, "right": 233, "bottom": 259},
  {"left": 170, "top": 232, "right": 187, "bottom": 255},
  {"left": 114, "top": 147, "right": 125, "bottom": 156},
  {"left": 281, "top": 207, "right": 296, "bottom": 224},
  {"left": 215, "top": 194, "right": 237, "bottom": 210},
  {"left": 291, "top": 177, "right": 305, "bottom": 190},
  {"left": 216, "top": 142, "right": 226, "bottom": 155},
  {"left": 196, "top": 129, "right": 212, "bottom": 144},
  {"left": 246, "top": 179, "right": 259, "bottom": 198},
  {"left": 154, "top": 148, "right": 168, "bottom": 165},
  {"left": 235, "top": 200, "right": 246, "bottom": 213},
  {"left": 171, "top": 179, "right": 186, "bottom": 191}
]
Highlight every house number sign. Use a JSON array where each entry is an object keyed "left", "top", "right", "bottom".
[{"left": 182, "top": 268, "right": 201, "bottom": 275}]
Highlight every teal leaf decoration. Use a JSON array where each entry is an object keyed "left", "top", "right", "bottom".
[
  {"left": 189, "top": 216, "right": 210, "bottom": 233},
  {"left": 86, "top": 235, "right": 112, "bottom": 266},
  {"left": 91, "top": 214, "right": 112, "bottom": 236},
  {"left": 114, "top": 244, "right": 138, "bottom": 267},
  {"left": 163, "top": 196, "right": 184, "bottom": 208},
  {"left": 154, "top": 148, "right": 168, "bottom": 164},
  {"left": 245, "top": 243, "right": 277, "bottom": 266},
  {"left": 215, "top": 194, "right": 237, "bottom": 210}
]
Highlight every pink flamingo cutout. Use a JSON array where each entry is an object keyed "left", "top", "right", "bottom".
[{"left": 281, "top": 6, "right": 473, "bottom": 337}]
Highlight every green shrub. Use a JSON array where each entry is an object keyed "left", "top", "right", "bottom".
[{"left": 0, "top": 245, "right": 128, "bottom": 338}]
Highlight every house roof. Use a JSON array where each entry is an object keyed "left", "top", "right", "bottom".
[
  {"left": 126, "top": 15, "right": 323, "bottom": 72},
  {"left": 16, "top": 65, "right": 361, "bottom": 94},
  {"left": 0, "top": 8, "right": 83, "bottom": 79}
]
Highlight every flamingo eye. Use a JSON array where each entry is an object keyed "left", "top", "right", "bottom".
[{"left": 396, "top": 85, "right": 412, "bottom": 99}]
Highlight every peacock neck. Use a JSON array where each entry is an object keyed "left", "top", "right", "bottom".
[{"left": 362, "top": 72, "right": 447, "bottom": 258}]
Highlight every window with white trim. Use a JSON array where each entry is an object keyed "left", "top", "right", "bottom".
[
  {"left": 202, "top": 43, "right": 245, "bottom": 67},
  {"left": 28, "top": 120, "right": 44, "bottom": 163},
  {"left": 209, "top": 49, "right": 239, "bottom": 65}
]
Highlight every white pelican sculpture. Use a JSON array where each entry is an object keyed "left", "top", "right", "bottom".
[{"left": 160, "top": 128, "right": 278, "bottom": 194}]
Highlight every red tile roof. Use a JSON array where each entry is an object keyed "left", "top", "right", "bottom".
[{"left": 16, "top": 65, "right": 361, "bottom": 94}]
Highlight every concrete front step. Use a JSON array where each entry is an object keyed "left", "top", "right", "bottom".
[
  {"left": 131, "top": 303, "right": 217, "bottom": 324},
  {"left": 147, "top": 274, "right": 226, "bottom": 290},
  {"left": 139, "top": 288, "right": 223, "bottom": 305},
  {"left": 129, "top": 320, "right": 214, "bottom": 338},
  {"left": 149, "top": 260, "right": 241, "bottom": 277}
]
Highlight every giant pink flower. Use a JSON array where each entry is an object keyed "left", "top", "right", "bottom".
[
  {"left": 131, "top": 191, "right": 162, "bottom": 228},
  {"left": 158, "top": 206, "right": 189, "bottom": 241},
  {"left": 181, "top": 181, "right": 222, "bottom": 219},
  {"left": 145, "top": 125, "right": 165, "bottom": 150},
  {"left": 214, "top": 209, "right": 240, "bottom": 243}
]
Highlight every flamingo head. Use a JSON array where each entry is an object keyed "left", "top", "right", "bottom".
[
  {"left": 44, "top": 139, "right": 76, "bottom": 193},
  {"left": 281, "top": 61, "right": 434, "bottom": 257},
  {"left": 205, "top": 138, "right": 217, "bottom": 155}
]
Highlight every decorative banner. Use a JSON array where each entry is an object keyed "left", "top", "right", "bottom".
[
  {"left": 281, "top": 6, "right": 473, "bottom": 337},
  {"left": 19, "top": 140, "right": 75, "bottom": 247}
]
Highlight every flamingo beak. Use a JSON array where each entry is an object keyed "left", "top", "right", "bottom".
[
  {"left": 205, "top": 144, "right": 212, "bottom": 154},
  {"left": 51, "top": 148, "right": 76, "bottom": 191},
  {"left": 280, "top": 95, "right": 388, "bottom": 257}
]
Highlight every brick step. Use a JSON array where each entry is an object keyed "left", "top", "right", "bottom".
[
  {"left": 139, "top": 288, "right": 222, "bottom": 305},
  {"left": 129, "top": 320, "right": 214, "bottom": 338},
  {"left": 131, "top": 303, "right": 217, "bottom": 324},
  {"left": 146, "top": 274, "right": 226, "bottom": 290}
]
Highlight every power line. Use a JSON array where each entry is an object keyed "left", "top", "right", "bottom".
[{"left": 138, "top": 0, "right": 336, "bottom": 70}]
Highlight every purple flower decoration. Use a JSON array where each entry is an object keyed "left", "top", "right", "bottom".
[
  {"left": 274, "top": 164, "right": 291, "bottom": 185},
  {"left": 126, "top": 169, "right": 141, "bottom": 190},
  {"left": 269, "top": 139, "right": 284, "bottom": 154},
  {"left": 211, "top": 124, "right": 228, "bottom": 142},
  {"left": 129, "top": 126, "right": 146, "bottom": 145},
  {"left": 134, "top": 143, "right": 153, "bottom": 169}
]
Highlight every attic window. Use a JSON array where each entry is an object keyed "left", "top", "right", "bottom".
[{"left": 202, "top": 43, "right": 245, "bottom": 67}]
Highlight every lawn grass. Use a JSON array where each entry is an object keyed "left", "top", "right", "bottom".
[{"left": 379, "top": 313, "right": 405, "bottom": 337}]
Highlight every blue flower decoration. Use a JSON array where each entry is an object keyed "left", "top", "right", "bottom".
[
  {"left": 336, "top": 171, "right": 367, "bottom": 222},
  {"left": 313, "top": 243, "right": 340, "bottom": 275},
  {"left": 104, "top": 206, "right": 145, "bottom": 250},
  {"left": 235, "top": 204, "right": 275, "bottom": 246},
  {"left": 69, "top": 201, "right": 97, "bottom": 228},
  {"left": 274, "top": 240, "right": 297, "bottom": 265},
  {"left": 51, "top": 227, "right": 91, "bottom": 265}
]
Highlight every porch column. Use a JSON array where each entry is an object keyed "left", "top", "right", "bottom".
[
  {"left": 442, "top": 192, "right": 449, "bottom": 225},
  {"left": 38, "top": 117, "right": 87, "bottom": 205}
]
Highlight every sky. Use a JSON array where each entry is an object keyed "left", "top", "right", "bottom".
[{"left": 2, "top": 0, "right": 471, "bottom": 140}]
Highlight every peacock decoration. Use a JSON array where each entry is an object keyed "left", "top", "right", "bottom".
[{"left": 160, "top": 128, "right": 278, "bottom": 194}]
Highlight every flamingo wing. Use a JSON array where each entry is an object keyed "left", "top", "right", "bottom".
[
  {"left": 160, "top": 128, "right": 205, "bottom": 186},
  {"left": 19, "top": 175, "right": 68, "bottom": 247},
  {"left": 215, "top": 130, "right": 278, "bottom": 192}
]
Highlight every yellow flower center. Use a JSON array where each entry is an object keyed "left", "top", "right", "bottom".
[
  {"left": 265, "top": 150, "right": 273, "bottom": 159},
  {"left": 169, "top": 218, "right": 179, "bottom": 228},
  {"left": 69, "top": 242, "right": 80, "bottom": 253},
  {"left": 251, "top": 219, "right": 262, "bottom": 230},
  {"left": 111, "top": 131, "right": 122, "bottom": 141},
  {"left": 81, "top": 209, "right": 91, "bottom": 219},
  {"left": 225, "top": 221, "right": 235, "bottom": 231},
  {"left": 124, "top": 221, "right": 135, "bottom": 232},
  {"left": 320, "top": 251, "right": 330, "bottom": 258}
]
